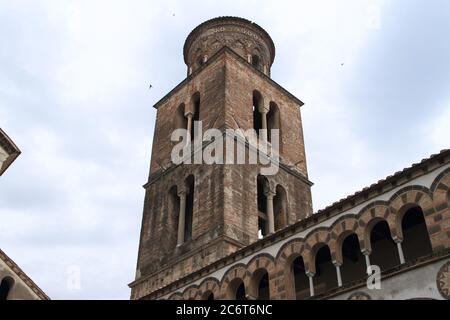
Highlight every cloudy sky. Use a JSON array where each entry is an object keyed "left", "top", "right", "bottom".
[{"left": 0, "top": 0, "right": 449, "bottom": 299}]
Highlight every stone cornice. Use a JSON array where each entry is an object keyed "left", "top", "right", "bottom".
[{"left": 143, "top": 125, "right": 313, "bottom": 189}]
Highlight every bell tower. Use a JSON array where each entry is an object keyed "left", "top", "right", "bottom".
[{"left": 130, "top": 17, "right": 313, "bottom": 300}]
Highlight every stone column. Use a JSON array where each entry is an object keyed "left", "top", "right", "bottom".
[
  {"left": 306, "top": 272, "right": 315, "bottom": 297},
  {"left": 186, "top": 113, "right": 193, "bottom": 141},
  {"left": 334, "top": 263, "right": 343, "bottom": 287},
  {"left": 176, "top": 190, "right": 187, "bottom": 247},
  {"left": 362, "top": 250, "right": 371, "bottom": 274},
  {"left": 395, "top": 240, "right": 406, "bottom": 264},
  {"left": 260, "top": 110, "right": 268, "bottom": 142},
  {"left": 265, "top": 190, "right": 275, "bottom": 235}
]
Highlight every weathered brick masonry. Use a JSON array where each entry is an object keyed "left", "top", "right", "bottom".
[{"left": 129, "top": 17, "right": 450, "bottom": 300}]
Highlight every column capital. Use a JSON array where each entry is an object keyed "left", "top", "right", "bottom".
[
  {"left": 392, "top": 236, "right": 403, "bottom": 244},
  {"left": 258, "top": 104, "right": 270, "bottom": 114},
  {"left": 177, "top": 189, "right": 187, "bottom": 198},
  {"left": 361, "top": 249, "right": 371, "bottom": 256},
  {"left": 263, "top": 185, "right": 276, "bottom": 198},
  {"left": 305, "top": 271, "right": 315, "bottom": 278},
  {"left": 185, "top": 111, "right": 194, "bottom": 118},
  {"left": 332, "top": 260, "right": 342, "bottom": 267},
  {"left": 264, "top": 190, "right": 276, "bottom": 199}
]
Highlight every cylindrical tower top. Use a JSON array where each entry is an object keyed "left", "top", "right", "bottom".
[{"left": 183, "top": 17, "right": 276, "bottom": 76}]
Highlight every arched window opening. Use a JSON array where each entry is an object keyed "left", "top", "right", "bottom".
[
  {"left": 197, "top": 56, "right": 204, "bottom": 68},
  {"left": 184, "top": 175, "right": 195, "bottom": 242},
  {"left": 314, "top": 245, "right": 337, "bottom": 295},
  {"left": 340, "top": 234, "right": 366, "bottom": 285},
  {"left": 252, "top": 55, "right": 260, "bottom": 70},
  {"left": 0, "top": 277, "right": 13, "bottom": 300},
  {"left": 228, "top": 279, "right": 247, "bottom": 300},
  {"left": 292, "top": 256, "right": 309, "bottom": 300},
  {"left": 257, "top": 175, "right": 268, "bottom": 239},
  {"left": 370, "top": 220, "right": 398, "bottom": 271},
  {"left": 202, "top": 291, "right": 214, "bottom": 300},
  {"left": 168, "top": 186, "right": 180, "bottom": 248},
  {"left": 273, "top": 185, "right": 288, "bottom": 231},
  {"left": 191, "top": 93, "right": 201, "bottom": 141},
  {"left": 267, "top": 102, "right": 281, "bottom": 146},
  {"left": 401, "top": 206, "right": 433, "bottom": 261},
  {"left": 251, "top": 269, "right": 270, "bottom": 300},
  {"left": 174, "top": 103, "right": 187, "bottom": 131},
  {"left": 235, "top": 282, "right": 247, "bottom": 300},
  {"left": 253, "top": 91, "right": 263, "bottom": 137},
  {"left": 447, "top": 190, "right": 450, "bottom": 207}
]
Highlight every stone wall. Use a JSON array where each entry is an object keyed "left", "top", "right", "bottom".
[{"left": 135, "top": 152, "right": 450, "bottom": 300}]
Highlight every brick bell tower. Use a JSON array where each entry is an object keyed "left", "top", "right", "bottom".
[{"left": 130, "top": 17, "right": 313, "bottom": 299}]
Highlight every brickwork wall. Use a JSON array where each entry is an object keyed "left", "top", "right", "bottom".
[
  {"left": 132, "top": 48, "right": 313, "bottom": 299},
  {"left": 133, "top": 161, "right": 450, "bottom": 300}
]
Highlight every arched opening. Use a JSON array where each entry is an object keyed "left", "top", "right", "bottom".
[
  {"left": 174, "top": 103, "right": 187, "bottom": 131},
  {"left": 314, "top": 245, "right": 337, "bottom": 295},
  {"left": 253, "top": 91, "right": 263, "bottom": 138},
  {"left": 250, "top": 268, "right": 270, "bottom": 300},
  {"left": 447, "top": 190, "right": 450, "bottom": 207},
  {"left": 235, "top": 282, "right": 246, "bottom": 300},
  {"left": 0, "top": 277, "right": 14, "bottom": 300},
  {"left": 252, "top": 55, "right": 260, "bottom": 70},
  {"left": 257, "top": 175, "right": 268, "bottom": 239},
  {"left": 291, "top": 256, "right": 310, "bottom": 300},
  {"left": 191, "top": 92, "right": 201, "bottom": 141},
  {"left": 168, "top": 186, "right": 180, "bottom": 248},
  {"left": 401, "top": 206, "right": 433, "bottom": 261},
  {"left": 227, "top": 278, "right": 247, "bottom": 300},
  {"left": 370, "top": 220, "right": 399, "bottom": 271},
  {"left": 267, "top": 102, "right": 281, "bottom": 147},
  {"left": 340, "top": 233, "right": 366, "bottom": 285},
  {"left": 202, "top": 291, "right": 214, "bottom": 300},
  {"left": 184, "top": 175, "right": 195, "bottom": 242},
  {"left": 197, "top": 56, "right": 204, "bottom": 68},
  {"left": 273, "top": 185, "right": 288, "bottom": 231}
]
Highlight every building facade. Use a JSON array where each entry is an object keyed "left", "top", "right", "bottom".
[
  {"left": 0, "top": 129, "right": 49, "bottom": 300},
  {"left": 129, "top": 17, "right": 450, "bottom": 300}
]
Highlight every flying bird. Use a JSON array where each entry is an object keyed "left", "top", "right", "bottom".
[{"left": 149, "top": 84, "right": 153, "bottom": 89}]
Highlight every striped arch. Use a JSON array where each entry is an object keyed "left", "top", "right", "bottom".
[
  {"left": 431, "top": 168, "right": 450, "bottom": 212},
  {"left": 357, "top": 201, "right": 395, "bottom": 253},
  {"left": 198, "top": 277, "right": 220, "bottom": 300},
  {"left": 329, "top": 215, "right": 363, "bottom": 265},
  {"left": 304, "top": 227, "right": 333, "bottom": 275},
  {"left": 275, "top": 238, "right": 306, "bottom": 300},
  {"left": 219, "top": 263, "right": 250, "bottom": 300},
  {"left": 246, "top": 253, "right": 276, "bottom": 300},
  {"left": 182, "top": 285, "right": 200, "bottom": 300},
  {"left": 430, "top": 168, "right": 450, "bottom": 250},
  {"left": 388, "top": 185, "right": 434, "bottom": 242}
]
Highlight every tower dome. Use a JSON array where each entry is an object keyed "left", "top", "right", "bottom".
[{"left": 183, "top": 17, "right": 276, "bottom": 76}]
